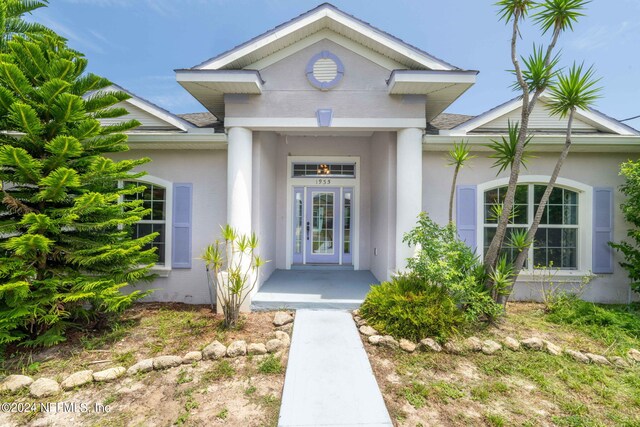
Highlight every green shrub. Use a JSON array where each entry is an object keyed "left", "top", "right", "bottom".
[
  {"left": 403, "top": 213, "right": 503, "bottom": 322},
  {"left": 610, "top": 159, "right": 640, "bottom": 293},
  {"left": 360, "top": 275, "right": 464, "bottom": 342}
]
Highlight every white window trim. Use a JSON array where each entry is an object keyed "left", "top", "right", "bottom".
[
  {"left": 476, "top": 175, "right": 593, "bottom": 278},
  {"left": 122, "top": 175, "right": 173, "bottom": 273}
]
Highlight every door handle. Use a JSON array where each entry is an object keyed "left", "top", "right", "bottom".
[{"left": 306, "top": 221, "right": 310, "bottom": 240}]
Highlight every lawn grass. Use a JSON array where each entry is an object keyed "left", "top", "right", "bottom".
[{"left": 368, "top": 302, "right": 640, "bottom": 426}]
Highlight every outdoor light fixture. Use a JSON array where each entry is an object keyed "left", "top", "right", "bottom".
[{"left": 317, "top": 164, "right": 331, "bottom": 175}]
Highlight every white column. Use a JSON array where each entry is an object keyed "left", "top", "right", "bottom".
[
  {"left": 227, "top": 127, "right": 253, "bottom": 235},
  {"left": 396, "top": 128, "right": 423, "bottom": 272}
]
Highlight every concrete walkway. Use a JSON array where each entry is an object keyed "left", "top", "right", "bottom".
[{"left": 278, "top": 310, "right": 392, "bottom": 427}]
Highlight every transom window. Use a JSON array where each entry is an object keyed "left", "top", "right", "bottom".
[
  {"left": 124, "top": 181, "right": 166, "bottom": 265},
  {"left": 292, "top": 163, "right": 356, "bottom": 178},
  {"left": 483, "top": 184, "right": 579, "bottom": 270}
]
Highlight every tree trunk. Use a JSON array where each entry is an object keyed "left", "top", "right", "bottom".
[
  {"left": 449, "top": 165, "right": 460, "bottom": 224},
  {"left": 500, "top": 108, "right": 576, "bottom": 305},
  {"left": 483, "top": 10, "right": 530, "bottom": 277},
  {"left": 484, "top": 21, "right": 562, "bottom": 283}
]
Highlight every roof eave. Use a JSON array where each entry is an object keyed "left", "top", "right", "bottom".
[{"left": 191, "top": 3, "right": 460, "bottom": 72}]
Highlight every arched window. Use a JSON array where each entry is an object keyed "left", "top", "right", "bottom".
[
  {"left": 123, "top": 179, "right": 170, "bottom": 266},
  {"left": 483, "top": 184, "right": 579, "bottom": 270}
]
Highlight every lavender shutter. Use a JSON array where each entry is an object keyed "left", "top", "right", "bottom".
[
  {"left": 592, "top": 187, "right": 614, "bottom": 274},
  {"left": 456, "top": 185, "right": 477, "bottom": 252},
  {"left": 172, "top": 183, "right": 193, "bottom": 269}
]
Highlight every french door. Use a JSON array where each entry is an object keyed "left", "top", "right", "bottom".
[{"left": 292, "top": 186, "right": 353, "bottom": 265}]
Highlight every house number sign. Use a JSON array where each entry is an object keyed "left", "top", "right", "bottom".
[{"left": 315, "top": 179, "right": 332, "bottom": 185}]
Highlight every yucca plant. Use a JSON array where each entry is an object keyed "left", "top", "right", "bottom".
[
  {"left": 487, "top": 121, "right": 534, "bottom": 175},
  {"left": 447, "top": 141, "right": 476, "bottom": 223},
  {"left": 508, "top": 63, "right": 600, "bottom": 284},
  {"left": 485, "top": 0, "right": 593, "bottom": 304},
  {"left": 0, "top": 5, "right": 156, "bottom": 348},
  {"left": 489, "top": 255, "right": 515, "bottom": 301},
  {"left": 201, "top": 225, "right": 267, "bottom": 328}
]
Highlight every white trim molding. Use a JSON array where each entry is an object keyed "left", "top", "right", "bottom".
[
  {"left": 195, "top": 4, "right": 456, "bottom": 71},
  {"left": 476, "top": 175, "right": 593, "bottom": 276},
  {"left": 129, "top": 175, "right": 174, "bottom": 272},
  {"left": 224, "top": 117, "right": 426, "bottom": 130},
  {"left": 423, "top": 134, "right": 640, "bottom": 152},
  {"left": 441, "top": 95, "right": 639, "bottom": 137},
  {"left": 98, "top": 84, "right": 196, "bottom": 132}
]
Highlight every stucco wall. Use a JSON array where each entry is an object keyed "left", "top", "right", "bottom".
[
  {"left": 253, "top": 132, "right": 279, "bottom": 289},
  {"left": 423, "top": 150, "right": 638, "bottom": 304},
  {"left": 225, "top": 39, "right": 424, "bottom": 120},
  {"left": 369, "top": 132, "right": 397, "bottom": 282},
  {"left": 110, "top": 149, "right": 227, "bottom": 304}
]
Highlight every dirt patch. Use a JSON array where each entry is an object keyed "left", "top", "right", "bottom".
[
  {"left": 2, "top": 303, "right": 290, "bottom": 380},
  {"left": 0, "top": 304, "right": 292, "bottom": 426}
]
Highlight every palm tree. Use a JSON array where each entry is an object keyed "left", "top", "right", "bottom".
[
  {"left": 501, "top": 64, "right": 601, "bottom": 302},
  {"left": 1, "top": 0, "right": 55, "bottom": 48},
  {"left": 447, "top": 141, "right": 475, "bottom": 224},
  {"left": 484, "top": 0, "right": 590, "bottom": 285}
]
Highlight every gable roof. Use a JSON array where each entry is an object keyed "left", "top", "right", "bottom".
[
  {"left": 97, "top": 84, "right": 197, "bottom": 132},
  {"left": 427, "top": 113, "right": 475, "bottom": 134},
  {"left": 440, "top": 96, "right": 640, "bottom": 137},
  {"left": 178, "top": 112, "right": 224, "bottom": 132},
  {"left": 192, "top": 3, "right": 460, "bottom": 71}
]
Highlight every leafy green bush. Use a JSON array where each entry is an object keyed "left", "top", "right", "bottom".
[
  {"left": 403, "top": 213, "right": 503, "bottom": 322},
  {"left": 360, "top": 274, "right": 464, "bottom": 342},
  {"left": 610, "top": 159, "right": 640, "bottom": 293}
]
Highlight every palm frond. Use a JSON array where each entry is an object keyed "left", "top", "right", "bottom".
[{"left": 532, "top": 0, "right": 590, "bottom": 34}]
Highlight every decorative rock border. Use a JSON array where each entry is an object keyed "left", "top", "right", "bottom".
[
  {"left": 0, "top": 311, "right": 294, "bottom": 398},
  {"left": 352, "top": 310, "right": 639, "bottom": 369}
]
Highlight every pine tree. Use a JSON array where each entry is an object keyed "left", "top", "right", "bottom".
[{"left": 0, "top": 5, "right": 157, "bottom": 347}]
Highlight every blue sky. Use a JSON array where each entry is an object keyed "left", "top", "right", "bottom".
[{"left": 31, "top": 0, "right": 640, "bottom": 129}]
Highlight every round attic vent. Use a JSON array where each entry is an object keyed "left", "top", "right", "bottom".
[{"left": 306, "top": 51, "right": 344, "bottom": 90}]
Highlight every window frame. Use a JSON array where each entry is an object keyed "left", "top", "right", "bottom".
[
  {"left": 476, "top": 176, "right": 593, "bottom": 276},
  {"left": 120, "top": 175, "right": 173, "bottom": 272}
]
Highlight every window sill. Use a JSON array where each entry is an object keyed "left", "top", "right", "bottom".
[
  {"left": 150, "top": 266, "right": 171, "bottom": 277},
  {"left": 516, "top": 270, "right": 593, "bottom": 281}
]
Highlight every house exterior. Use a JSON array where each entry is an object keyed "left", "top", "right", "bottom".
[{"left": 110, "top": 3, "right": 640, "bottom": 306}]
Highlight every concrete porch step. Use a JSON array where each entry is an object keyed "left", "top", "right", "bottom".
[
  {"left": 251, "top": 298, "right": 363, "bottom": 311},
  {"left": 251, "top": 269, "right": 377, "bottom": 311}
]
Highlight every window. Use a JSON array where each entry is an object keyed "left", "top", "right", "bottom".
[
  {"left": 292, "top": 163, "right": 356, "bottom": 178},
  {"left": 124, "top": 181, "right": 167, "bottom": 265},
  {"left": 483, "top": 184, "right": 579, "bottom": 270}
]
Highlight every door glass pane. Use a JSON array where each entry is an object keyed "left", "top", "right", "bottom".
[
  {"left": 344, "top": 192, "right": 351, "bottom": 254},
  {"left": 294, "top": 191, "right": 303, "bottom": 254},
  {"left": 312, "top": 192, "right": 334, "bottom": 254}
]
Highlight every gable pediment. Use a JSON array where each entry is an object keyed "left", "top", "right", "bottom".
[
  {"left": 477, "top": 101, "right": 599, "bottom": 133},
  {"left": 96, "top": 85, "right": 195, "bottom": 132},
  {"left": 193, "top": 3, "right": 458, "bottom": 72},
  {"left": 442, "top": 96, "right": 639, "bottom": 137}
]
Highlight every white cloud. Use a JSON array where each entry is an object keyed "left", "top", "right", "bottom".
[
  {"left": 38, "top": 16, "right": 107, "bottom": 54},
  {"left": 569, "top": 21, "right": 640, "bottom": 51}
]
